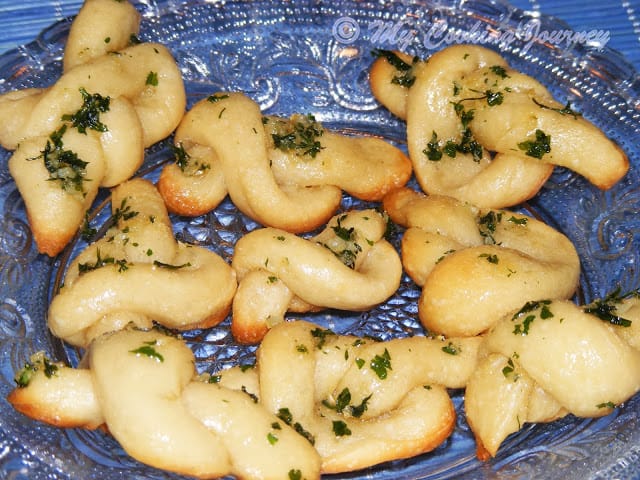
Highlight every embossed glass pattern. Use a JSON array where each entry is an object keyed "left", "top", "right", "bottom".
[{"left": 0, "top": 1, "right": 639, "bottom": 479}]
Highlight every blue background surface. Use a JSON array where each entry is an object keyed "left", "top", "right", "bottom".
[{"left": 0, "top": 1, "right": 638, "bottom": 71}]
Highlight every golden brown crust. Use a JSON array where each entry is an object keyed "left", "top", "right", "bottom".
[
  {"left": 370, "top": 45, "right": 628, "bottom": 206},
  {"left": 0, "top": 0, "right": 185, "bottom": 256},
  {"left": 158, "top": 93, "right": 412, "bottom": 229},
  {"left": 257, "top": 320, "right": 463, "bottom": 473},
  {"left": 231, "top": 209, "right": 402, "bottom": 343},
  {"left": 48, "top": 179, "right": 237, "bottom": 347},
  {"left": 466, "top": 299, "right": 640, "bottom": 458},
  {"left": 384, "top": 187, "right": 580, "bottom": 336}
]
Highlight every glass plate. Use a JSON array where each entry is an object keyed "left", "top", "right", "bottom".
[{"left": 1, "top": 1, "right": 639, "bottom": 479}]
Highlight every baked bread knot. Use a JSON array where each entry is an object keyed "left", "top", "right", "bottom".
[
  {"left": 48, "top": 179, "right": 236, "bottom": 347},
  {"left": 383, "top": 187, "right": 580, "bottom": 337},
  {"left": 157, "top": 92, "right": 411, "bottom": 229},
  {"left": 231, "top": 209, "right": 402, "bottom": 343},
  {"left": 63, "top": 0, "right": 141, "bottom": 71},
  {"left": 257, "top": 320, "right": 479, "bottom": 473},
  {"left": 8, "top": 328, "right": 321, "bottom": 479},
  {"left": 0, "top": 1, "right": 185, "bottom": 255},
  {"left": 465, "top": 297, "right": 640, "bottom": 460},
  {"left": 370, "top": 45, "right": 628, "bottom": 208}
]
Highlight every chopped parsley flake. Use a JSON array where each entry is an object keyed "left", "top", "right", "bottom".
[
  {"left": 153, "top": 260, "right": 192, "bottom": 270},
  {"left": 271, "top": 114, "right": 324, "bottom": 158},
  {"left": 502, "top": 358, "right": 519, "bottom": 381},
  {"left": 583, "top": 287, "right": 638, "bottom": 327},
  {"left": 170, "top": 143, "right": 209, "bottom": 175},
  {"left": 129, "top": 340, "right": 164, "bottom": 362},
  {"left": 61, "top": 87, "right": 111, "bottom": 134},
  {"left": 207, "top": 93, "right": 229, "bottom": 103},
  {"left": 441, "top": 342, "right": 460, "bottom": 355},
  {"left": 277, "top": 408, "right": 315, "bottom": 445},
  {"left": 332, "top": 420, "right": 352, "bottom": 437},
  {"left": 478, "top": 211, "right": 503, "bottom": 245},
  {"left": 267, "top": 432, "right": 279, "bottom": 445},
  {"left": 371, "top": 49, "right": 418, "bottom": 87},
  {"left": 310, "top": 328, "right": 336, "bottom": 349},
  {"left": 14, "top": 352, "right": 59, "bottom": 387},
  {"left": 33, "top": 125, "right": 89, "bottom": 193},
  {"left": 489, "top": 65, "right": 509, "bottom": 79},
  {"left": 370, "top": 348, "right": 392, "bottom": 379},
  {"left": 507, "top": 216, "right": 528, "bottom": 226},
  {"left": 145, "top": 71, "right": 159, "bottom": 86},
  {"left": 479, "top": 253, "right": 499, "bottom": 264},
  {"left": 532, "top": 98, "right": 581, "bottom": 119},
  {"left": 288, "top": 469, "right": 303, "bottom": 480},
  {"left": 112, "top": 198, "right": 139, "bottom": 224},
  {"left": 78, "top": 248, "right": 128, "bottom": 274},
  {"left": 518, "top": 129, "right": 551, "bottom": 159},
  {"left": 80, "top": 212, "right": 97, "bottom": 241},
  {"left": 512, "top": 300, "right": 553, "bottom": 335}
]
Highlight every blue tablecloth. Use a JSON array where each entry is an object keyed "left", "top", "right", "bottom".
[{"left": 0, "top": 0, "right": 638, "bottom": 72}]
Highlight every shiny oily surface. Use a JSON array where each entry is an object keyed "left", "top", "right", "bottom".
[{"left": 0, "top": 1, "right": 639, "bottom": 479}]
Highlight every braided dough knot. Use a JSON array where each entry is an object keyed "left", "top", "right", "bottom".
[
  {"left": 384, "top": 187, "right": 580, "bottom": 336},
  {"left": 8, "top": 328, "right": 321, "bottom": 479},
  {"left": 0, "top": 2, "right": 185, "bottom": 255},
  {"left": 257, "top": 320, "right": 483, "bottom": 473},
  {"left": 465, "top": 298, "right": 640, "bottom": 459},
  {"left": 157, "top": 92, "right": 411, "bottom": 230},
  {"left": 231, "top": 208, "right": 402, "bottom": 343},
  {"left": 370, "top": 45, "right": 628, "bottom": 208},
  {"left": 48, "top": 179, "right": 236, "bottom": 347}
]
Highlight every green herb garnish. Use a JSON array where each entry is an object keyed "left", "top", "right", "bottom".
[
  {"left": 61, "top": 87, "right": 111, "bottom": 134},
  {"left": 34, "top": 125, "right": 89, "bottom": 193},
  {"left": 478, "top": 211, "right": 503, "bottom": 245},
  {"left": 130, "top": 340, "right": 164, "bottom": 362},
  {"left": 518, "top": 129, "right": 551, "bottom": 159},
  {"left": 532, "top": 98, "right": 581, "bottom": 119},
  {"left": 370, "top": 348, "right": 392, "bottom": 379},
  {"left": 153, "top": 260, "right": 192, "bottom": 270},
  {"left": 332, "top": 420, "right": 352, "bottom": 437},
  {"left": 267, "top": 432, "right": 278, "bottom": 445},
  {"left": 489, "top": 65, "right": 509, "bottom": 79},
  {"left": 145, "top": 71, "right": 159, "bottom": 86},
  {"left": 310, "top": 327, "right": 336, "bottom": 349},
  {"left": 441, "top": 342, "right": 460, "bottom": 355},
  {"left": 271, "top": 114, "right": 324, "bottom": 158},
  {"left": 14, "top": 352, "right": 59, "bottom": 387},
  {"left": 371, "top": 49, "right": 418, "bottom": 87},
  {"left": 207, "top": 93, "right": 229, "bottom": 103},
  {"left": 583, "top": 287, "right": 638, "bottom": 327},
  {"left": 277, "top": 408, "right": 315, "bottom": 445},
  {"left": 288, "top": 469, "right": 303, "bottom": 480},
  {"left": 512, "top": 300, "right": 553, "bottom": 335}
]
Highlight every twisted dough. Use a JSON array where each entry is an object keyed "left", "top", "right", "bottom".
[
  {"left": 465, "top": 297, "right": 640, "bottom": 459},
  {"left": 384, "top": 187, "right": 580, "bottom": 336},
  {"left": 257, "top": 320, "right": 480, "bottom": 473},
  {"left": 0, "top": 1, "right": 185, "bottom": 255},
  {"left": 370, "top": 45, "right": 628, "bottom": 208},
  {"left": 8, "top": 328, "right": 321, "bottom": 479},
  {"left": 48, "top": 178, "right": 236, "bottom": 347},
  {"left": 231, "top": 209, "right": 402, "bottom": 343},
  {"left": 157, "top": 92, "right": 411, "bottom": 229},
  {"left": 63, "top": 0, "right": 141, "bottom": 71}
]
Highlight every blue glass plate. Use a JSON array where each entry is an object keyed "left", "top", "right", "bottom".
[{"left": 0, "top": 1, "right": 639, "bottom": 479}]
